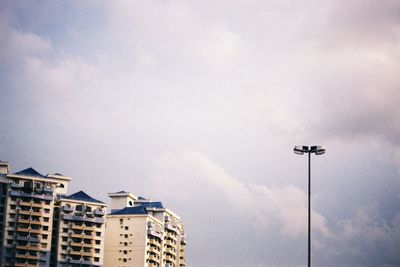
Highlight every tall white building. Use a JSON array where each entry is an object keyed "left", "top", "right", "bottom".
[
  {"left": 0, "top": 161, "right": 107, "bottom": 267},
  {"left": 104, "top": 191, "right": 187, "bottom": 267}
]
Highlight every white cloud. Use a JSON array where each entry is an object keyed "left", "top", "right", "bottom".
[{"left": 152, "top": 150, "right": 330, "bottom": 237}]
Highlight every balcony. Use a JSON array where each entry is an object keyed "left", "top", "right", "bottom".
[
  {"left": 165, "top": 254, "right": 175, "bottom": 262},
  {"left": 147, "top": 229, "right": 163, "bottom": 239},
  {"left": 16, "top": 245, "right": 40, "bottom": 251},
  {"left": 11, "top": 182, "right": 23, "bottom": 188},
  {"left": 165, "top": 247, "right": 175, "bottom": 254},
  {"left": 64, "top": 258, "right": 95, "bottom": 266},
  {"left": 17, "top": 227, "right": 42, "bottom": 235},
  {"left": 148, "top": 246, "right": 160, "bottom": 254},
  {"left": 70, "top": 233, "right": 93, "bottom": 240},
  {"left": 148, "top": 254, "right": 158, "bottom": 261},
  {"left": 94, "top": 217, "right": 105, "bottom": 223},
  {"left": 15, "top": 252, "right": 40, "bottom": 260},
  {"left": 148, "top": 238, "right": 161, "bottom": 246},
  {"left": 180, "top": 234, "right": 187, "bottom": 245},
  {"left": 43, "top": 187, "right": 53, "bottom": 193},
  {"left": 69, "top": 241, "right": 83, "bottom": 247},
  {"left": 18, "top": 209, "right": 43, "bottom": 217},
  {"left": 10, "top": 190, "right": 53, "bottom": 201},
  {"left": 63, "top": 206, "right": 74, "bottom": 212},
  {"left": 62, "top": 214, "right": 105, "bottom": 224},
  {"left": 71, "top": 224, "right": 84, "bottom": 230},
  {"left": 164, "top": 223, "right": 178, "bottom": 233},
  {"left": 165, "top": 231, "right": 176, "bottom": 239},
  {"left": 94, "top": 209, "right": 105, "bottom": 216},
  {"left": 166, "top": 239, "right": 175, "bottom": 246}
]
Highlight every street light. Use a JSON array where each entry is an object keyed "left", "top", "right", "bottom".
[{"left": 293, "top": 145, "right": 325, "bottom": 267}]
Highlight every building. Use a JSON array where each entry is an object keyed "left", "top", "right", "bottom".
[
  {"left": 104, "top": 191, "right": 187, "bottom": 267},
  {"left": 52, "top": 191, "right": 107, "bottom": 267},
  {"left": 0, "top": 161, "right": 107, "bottom": 267},
  {"left": 0, "top": 161, "right": 186, "bottom": 267}
]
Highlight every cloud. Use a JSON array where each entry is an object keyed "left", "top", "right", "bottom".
[
  {"left": 152, "top": 150, "right": 330, "bottom": 237},
  {"left": 151, "top": 150, "right": 400, "bottom": 266},
  {"left": 1, "top": 1, "right": 400, "bottom": 266}
]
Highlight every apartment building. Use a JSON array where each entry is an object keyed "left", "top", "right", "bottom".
[
  {"left": 52, "top": 191, "right": 107, "bottom": 266},
  {"left": 0, "top": 163, "right": 71, "bottom": 267},
  {"left": 104, "top": 191, "right": 187, "bottom": 267},
  {"left": 0, "top": 161, "right": 186, "bottom": 267},
  {"left": 0, "top": 161, "right": 107, "bottom": 267}
]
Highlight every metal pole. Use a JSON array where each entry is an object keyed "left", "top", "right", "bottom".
[{"left": 308, "top": 152, "right": 311, "bottom": 267}]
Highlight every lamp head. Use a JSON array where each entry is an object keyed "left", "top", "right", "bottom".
[{"left": 294, "top": 145, "right": 309, "bottom": 155}]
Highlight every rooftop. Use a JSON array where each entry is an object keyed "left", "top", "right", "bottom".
[
  {"left": 110, "top": 201, "right": 164, "bottom": 215},
  {"left": 14, "top": 167, "right": 46, "bottom": 178},
  {"left": 62, "top": 190, "right": 105, "bottom": 204}
]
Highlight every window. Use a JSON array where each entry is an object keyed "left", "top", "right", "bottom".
[
  {"left": 123, "top": 259, "right": 127, "bottom": 263},
  {"left": 44, "top": 209, "right": 50, "bottom": 214},
  {"left": 124, "top": 251, "right": 127, "bottom": 254},
  {"left": 120, "top": 218, "right": 123, "bottom": 224},
  {"left": 44, "top": 217, "right": 49, "bottom": 222},
  {"left": 125, "top": 226, "right": 129, "bottom": 230},
  {"left": 124, "top": 234, "right": 128, "bottom": 238}
]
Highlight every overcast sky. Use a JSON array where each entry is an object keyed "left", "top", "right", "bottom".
[{"left": 1, "top": 1, "right": 400, "bottom": 266}]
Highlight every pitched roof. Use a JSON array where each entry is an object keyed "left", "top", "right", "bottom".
[
  {"left": 14, "top": 168, "right": 45, "bottom": 178},
  {"left": 62, "top": 190, "right": 105, "bottom": 204},
  {"left": 140, "top": 202, "right": 164, "bottom": 209},
  {"left": 110, "top": 202, "right": 164, "bottom": 215},
  {"left": 110, "top": 206, "right": 148, "bottom": 215}
]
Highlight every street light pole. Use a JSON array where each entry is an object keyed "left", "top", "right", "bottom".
[
  {"left": 308, "top": 151, "right": 311, "bottom": 267},
  {"left": 294, "top": 145, "right": 325, "bottom": 267}
]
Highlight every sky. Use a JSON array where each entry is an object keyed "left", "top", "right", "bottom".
[{"left": 1, "top": 0, "right": 400, "bottom": 266}]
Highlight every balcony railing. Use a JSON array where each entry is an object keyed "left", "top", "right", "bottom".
[
  {"left": 62, "top": 214, "right": 105, "bottom": 224},
  {"left": 10, "top": 182, "right": 23, "bottom": 188},
  {"left": 147, "top": 229, "right": 163, "bottom": 239},
  {"left": 164, "top": 223, "right": 178, "bottom": 233},
  {"left": 180, "top": 235, "right": 187, "bottom": 245},
  {"left": 63, "top": 206, "right": 74, "bottom": 212},
  {"left": 10, "top": 190, "right": 53, "bottom": 201},
  {"left": 94, "top": 209, "right": 105, "bottom": 216}
]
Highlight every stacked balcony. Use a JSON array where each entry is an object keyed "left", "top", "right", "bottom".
[{"left": 60, "top": 206, "right": 104, "bottom": 267}]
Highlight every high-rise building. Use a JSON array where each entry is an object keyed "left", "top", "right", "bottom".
[
  {"left": 52, "top": 191, "right": 107, "bottom": 267},
  {"left": 104, "top": 191, "right": 187, "bottom": 267},
  {"left": 0, "top": 162, "right": 107, "bottom": 267},
  {"left": 0, "top": 163, "right": 71, "bottom": 267},
  {"left": 0, "top": 161, "right": 187, "bottom": 267}
]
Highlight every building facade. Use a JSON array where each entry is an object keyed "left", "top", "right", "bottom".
[
  {"left": 104, "top": 191, "right": 187, "bottom": 267},
  {"left": 0, "top": 161, "right": 186, "bottom": 267},
  {"left": 52, "top": 191, "right": 107, "bottom": 267},
  {"left": 0, "top": 162, "right": 107, "bottom": 267}
]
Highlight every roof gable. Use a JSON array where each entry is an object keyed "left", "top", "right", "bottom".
[
  {"left": 62, "top": 190, "right": 105, "bottom": 204},
  {"left": 14, "top": 167, "right": 45, "bottom": 178}
]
